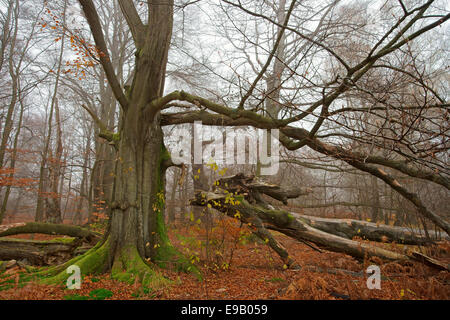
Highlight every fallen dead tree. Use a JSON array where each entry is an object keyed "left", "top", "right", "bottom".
[
  {"left": 0, "top": 222, "right": 100, "bottom": 243},
  {"left": 0, "top": 222, "right": 99, "bottom": 266},
  {"left": 293, "top": 214, "right": 449, "bottom": 245},
  {"left": 190, "top": 173, "right": 449, "bottom": 271},
  {"left": 0, "top": 238, "right": 80, "bottom": 266}
]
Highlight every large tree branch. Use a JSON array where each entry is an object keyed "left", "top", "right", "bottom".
[
  {"left": 118, "top": 0, "right": 146, "bottom": 46},
  {"left": 157, "top": 91, "right": 283, "bottom": 128},
  {"left": 283, "top": 129, "right": 450, "bottom": 235},
  {"left": 163, "top": 103, "right": 449, "bottom": 190},
  {"left": 161, "top": 108, "right": 449, "bottom": 234},
  {"left": 78, "top": 0, "right": 129, "bottom": 111},
  {"left": 80, "top": 104, "right": 116, "bottom": 143}
]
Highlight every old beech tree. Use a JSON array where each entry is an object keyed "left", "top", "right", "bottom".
[{"left": 28, "top": 0, "right": 448, "bottom": 284}]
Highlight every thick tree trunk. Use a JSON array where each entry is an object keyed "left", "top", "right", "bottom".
[
  {"left": 107, "top": 120, "right": 168, "bottom": 267},
  {"left": 32, "top": 0, "right": 196, "bottom": 287}
]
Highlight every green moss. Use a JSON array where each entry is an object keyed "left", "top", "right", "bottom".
[
  {"left": 39, "top": 240, "right": 110, "bottom": 285},
  {"left": 111, "top": 245, "right": 170, "bottom": 289},
  {"left": 159, "top": 143, "right": 171, "bottom": 163},
  {"left": 0, "top": 284, "right": 13, "bottom": 291},
  {"left": 64, "top": 294, "right": 89, "bottom": 300},
  {"left": 48, "top": 237, "right": 76, "bottom": 244},
  {"left": 152, "top": 143, "right": 201, "bottom": 279},
  {"left": 249, "top": 202, "right": 293, "bottom": 227},
  {"left": 89, "top": 288, "right": 113, "bottom": 300},
  {"left": 0, "top": 238, "right": 74, "bottom": 244},
  {"left": 112, "top": 132, "right": 121, "bottom": 142}
]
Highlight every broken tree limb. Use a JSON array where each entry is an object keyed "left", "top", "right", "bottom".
[
  {"left": 293, "top": 214, "right": 448, "bottom": 245},
  {"left": 192, "top": 190, "right": 301, "bottom": 268},
  {"left": 190, "top": 173, "right": 449, "bottom": 271},
  {"left": 0, "top": 222, "right": 101, "bottom": 244},
  {"left": 0, "top": 238, "right": 81, "bottom": 266},
  {"left": 192, "top": 191, "right": 408, "bottom": 261},
  {"left": 411, "top": 251, "right": 450, "bottom": 271},
  {"left": 214, "top": 173, "right": 313, "bottom": 205}
]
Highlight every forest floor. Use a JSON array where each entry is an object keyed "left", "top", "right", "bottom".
[{"left": 0, "top": 221, "right": 449, "bottom": 300}]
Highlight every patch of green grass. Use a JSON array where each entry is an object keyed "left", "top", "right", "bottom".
[
  {"left": 0, "top": 278, "right": 14, "bottom": 284},
  {"left": 132, "top": 286, "right": 153, "bottom": 298},
  {"left": 64, "top": 294, "right": 90, "bottom": 300},
  {"left": 89, "top": 288, "right": 113, "bottom": 300},
  {"left": 0, "top": 284, "right": 14, "bottom": 291}
]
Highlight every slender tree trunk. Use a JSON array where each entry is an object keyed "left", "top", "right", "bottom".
[
  {"left": 74, "top": 134, "right": 91, "bottom": 225},
  {"left": 370, "top": 175, "right": 380, "bottom": 222},
  {"left": 0, "top": 0, "right": 19, "bottom": 171},
  {"left": 0, "top": 93, "right": 24, "bottom": 224},
  {"left": 191, "top": 124, "right": 209, "bottom": 221},
  {"left": 45, "top": 98, "right": 63, "bottom": 223},
  {"left": 167, "top": 168, "right": 180, "bottom": 225},
  {"left": 35, "top": 1, "right": 67, "bottom": 221}
]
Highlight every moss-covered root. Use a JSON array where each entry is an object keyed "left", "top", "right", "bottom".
[
  {"left": 155, "top": 241, "right": 202, "bottom": 280},
  {"left": 111, "top": 246, "right": 170, "bottom": 290},
  {"left": 35, "top": 240, "right": 110, "bottom": 285},
  {"left": 19, "top": 241, "right": 200, "bottom": 289}
]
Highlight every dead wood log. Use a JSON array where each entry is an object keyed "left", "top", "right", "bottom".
[
  {"left": 0, "top": 222, "right": 100, "bottom": 244},
  {"left": 0, "top": 259, "right": 17, "bottom": 272},
  {"left": 0, "top": 238, "right": 82, "bottom": 266},
  {"left": 410, "top": 251, "right": 449, "bottom": 271},
  {"left": 294, "top": 214, "right": 448, "bottom": 245},
  {"left": 192, "top": 191, "right": 409, "bottom": 261},
  {"left": 215, "top": 173, "right": 313, "bottom": 205},
  {"left": 190, "top": 173, "right": 449, "bottom": 271}
]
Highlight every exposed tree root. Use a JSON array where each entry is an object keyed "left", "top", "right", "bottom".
[
  {"left": 111, "top": 245, "right": 171, "bottom": 289},
  {"left": 15, "top": 236, "right": 198, "bottom": 290}
]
